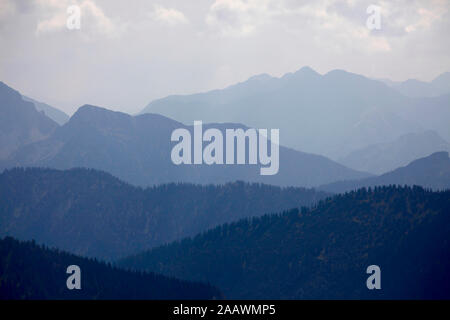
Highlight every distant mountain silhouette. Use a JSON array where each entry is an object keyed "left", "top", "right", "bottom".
[
  {"left": 321, "top": 152, "right": 450, "bottom": 193},
  {"left": 141, "top": 67, "right": 450, "bottom": 159},
  {"left": 119, "top": 185, "right": 450, "bottom": 299},
  {"left": 0, "top": 81, "right": 58, "bottom": 159},
  {"left": 3, "top": 104, "right": 369, "bottom": 187},
  {"left": 0, "top": 167, "right": 329, "bottom": 260},
  {"left": 339, "top": 131, "right": 450, "bottom": 174},
  {"left": 0, "top": 237, "right": 220, "bottom": 300},
  {"left": 380, "top": 72, "right": 450, "bottom": 98},
  {"left": 22, "top": 95, "right": 69, "bottom": 125}
]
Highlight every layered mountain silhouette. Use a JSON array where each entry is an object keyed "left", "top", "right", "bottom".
[
  {"left": 119, "top": 186, "right": 450, "bottom": 299},
  {"left": 0, "top": 82, "right": 58, "bottom": 159},
  {"left": 0, "top": 237, "right": 220, "bottom": 300},
  {"left": 22, "top": 95, "right": 70, "bottom": 125},
  {"left": 380, "top": 72, "right": 450, "bottom": 98},
  {"left": 339, "top": 131, "right": 450, "bottom": 174},
  {"left": 2, "top": 104, "right": 369, "bottom": 187},
  {"left": 0, "top": 167, "right": 329, "bottom": 260},
  {"left": 321, "top": 152, "right": 450, "bottom": 193},
  {"left": 141, "top": 67, "right": 450, "bottom": 159}
]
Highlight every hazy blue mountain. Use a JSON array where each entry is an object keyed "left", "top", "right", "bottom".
[
  {"left": 22, "top": 95, "right": 70, "bottom": 125},
  {"left": 0, "top": 167, "right": 329, "bottom": 260},
  {"left": 339, "top": 131, "right": 450, "bottom": 174},
  {"left": 119, "top": 186, "right": 450, "bottom": 299},
  {"left": 3, "top": 104, "right": 369, "bottom": 187},
  {"left": 321, "top": 152, "right": 450, "bottom": 193},
  {"left": 380, "top": 72, "right": 450, "bottom": 98},
  {"left": 0, "top": 81, "right": 58, "bottom": 159},
  {"left": 398, "top": 94, "right": 450, "bottom": 145},
  {"left": 141, "top": 67, "right": 445, "bottom": 159},
  {"left": 0, "top": 237, "right": 220, "bottom": 300}
]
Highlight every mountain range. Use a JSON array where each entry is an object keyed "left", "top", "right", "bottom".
[
  {"left": 119, "top": 185, "right": 450, "bottom": 299},
  {"left": 0, "top": 82, "right": 58, "bottom": 160},
  {"left": 0, "top": 68, "right": 449, "bottom": 300},
  {"left": 338, "top": 130, "right": 450, "bottom": 174},
  {"left": 22, "top": 95, "right": 70, "bottom": 125},
  {"left": 1, "top": 101, "right": 370, "bottom": 188},
  {"left": 379, "top": 72, "right": 450, "bottom": 98},
  {"left": 142, "top": 67, "right": 450, "bottom": 159},
  {"left": 0, "top": 167, "right": 329, "bottom": 260},
  {"left": 321, "top": 151, "right": 450, "bottom": 193}
]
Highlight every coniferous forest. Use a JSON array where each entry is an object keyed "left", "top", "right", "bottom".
[
  {"left": 0, "top": 237, "right": 221, "bottom": 300},
  {"left": 119, "top": 186, "right": 450, "bottom": 299}
]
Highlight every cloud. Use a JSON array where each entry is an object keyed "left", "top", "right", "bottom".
[
  {"left": 1, "top": 0, "right": 449, "bottom": 115},
  {"left": 205, "top": 0, "right": 280, "bottom": 36},
  {"left": 151, "top": 5, "right": 189, "bottom": 26}
]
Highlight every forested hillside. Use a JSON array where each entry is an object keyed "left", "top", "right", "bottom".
[
  {"left": 0, "top": 167, "right": 328, "bottom": 260},
  {"left": 0, "top": 237, "right": 220, "bottom": 300},
  {"left": 119, "top": 186, "right": 450, "bottom": 299}
]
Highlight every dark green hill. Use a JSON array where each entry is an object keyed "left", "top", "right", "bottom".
[
  {"left": 0, "top": 167, "right": 328, "bottom": 260},
  {"left": 119, "top": 186, "right": 450, "bottom": 299},
  {"left": 0, "top": 237, "right": 220, "bottom": 300}
]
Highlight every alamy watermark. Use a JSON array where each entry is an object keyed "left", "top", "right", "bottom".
[
  {"left": 67, "top": 5, "right": 81, "bottom": 30},
  {"left": 170, "top": 121, "right": 280, "bottom": 175},
  {"left": 66, "top": 265, "right": 81, "bottom": 290},
  {"left": 366, "top": 5, "right": 381, "bottom": 30},
  {"left": 366, "top": 265, "right": 381, "bottom": 290}
]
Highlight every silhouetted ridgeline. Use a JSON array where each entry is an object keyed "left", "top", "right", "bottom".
[
  {"left": 119, "top": 186, "right": 450, "bottom": 299},
  {"left": 0, "top": 82, "right": 58, "bottom": 160},
  {"left": 142, "top": 67, "right": 450, "bottom": 159},
  {"left": 0, "top": 237, "right": 220, "bottom": 300},
  {"left": 0, "top": 167, "right": 329, "bottom": 260},
  {"left": 321, "top": 151, "right": 450, "bottom": 193},
  {"left": 1, "top": 103, "right": 370, "bottom": 188}
]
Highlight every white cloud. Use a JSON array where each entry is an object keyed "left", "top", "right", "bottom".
[
  {"left": 0, "top": 0, "right": 15, "bottom": 20},
  {"left": 205, "top": 0, "right": 280, "bottom": 36},
  {"left": 152, "top": 5, "right": 188, "bottom": 26},
  {"left": 1, "top": 0, "right": 449, "bottom": 114}
]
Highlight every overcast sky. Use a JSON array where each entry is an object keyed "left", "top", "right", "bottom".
[{"left": 0, "top": 0, "right": 449, "bottom": 115}]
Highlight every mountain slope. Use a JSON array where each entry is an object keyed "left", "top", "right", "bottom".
[
  {"left": 322, "top": 152, "right": 450, "bottom": 193},
  {"left": 0, "top": 167, "right": 329, "bottom": 260},
  {"left": 380, "top": 72, "right": 450, "bottom": 98},
  {"left": 0, "top": 237, "right": 220, "bottom": 300},
  {"left": 141, "top": 67, "right": 439, "bottom": 158},
  {"left": 339, "top": 131, "right": 450, "bottom": 174},
  {"left": 3, "top": 104, "right": 369, "bottom": 187},
  {"left": 22, "top": 95, "right": 70, "bottom": 125},
  {"left": 119, "top": 186, "right": 450, "bottom": 299},
  {"left": 0, "top": 82, "right": 58, "bottom": 159}
]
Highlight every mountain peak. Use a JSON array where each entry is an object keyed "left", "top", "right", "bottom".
[
  {"left": 0, "top": 81, "right": 23, "bottom": 102},
  {"left": 294, "top": 66, "right": 319, "bottom": 76},
  {"left": 423, "top": 151, "right": 449, "bottom": 161},
  {"left": 72, "top": 104, "right": 129, "bottom": 120},
  {"left": 432, "top": 71, "right": 450, "bottom": 83},
  {"left": 68, "top": 104, "right": 133, "bottom": 132},
  {"left": 280, "top": 66, "right": 320, "bottom": 80},
  {"left": 248, "top": 73, "right": 272, "bottom": 82}
]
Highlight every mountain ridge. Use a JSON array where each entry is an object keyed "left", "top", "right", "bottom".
[
  {"left": 0, "top": 167, "right": 330, "bottom": 260},
  {"left": 118, "top": 185, "right": 450, "bottom": 299},
  {"left": 3, "top": 103, "right": 370, "bottom": 188},
  {"left": 141, "top": 66, "right": 447, "bottom": 159},
  {"left": 321, "top": 151, "right": 450, "bottom": 193},
  {"left": 0, "top": 81, "right": 58, "bottom": 160}
]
